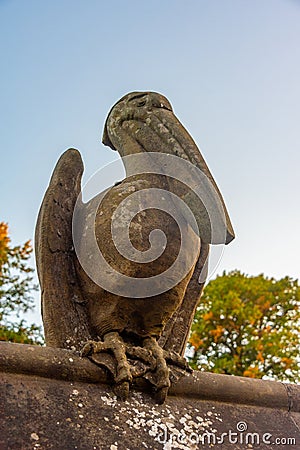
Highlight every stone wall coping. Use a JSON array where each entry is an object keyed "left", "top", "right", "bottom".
[{"left": 1, "top": 341, "right": 299, "bottom": 412}]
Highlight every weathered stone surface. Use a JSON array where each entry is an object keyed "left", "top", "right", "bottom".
[{"left": 1, "top": 342, "right": 299, "bottom": 449}]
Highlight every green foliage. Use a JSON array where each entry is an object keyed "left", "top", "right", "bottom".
[
  {"left": 0, "top": 222, "right": 43, "bottom": 345},
  {"left": 189, "top": 270, "right": 300, "bottom": 382}
]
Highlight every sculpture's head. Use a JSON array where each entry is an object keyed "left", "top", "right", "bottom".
[
  {"left": 103, "top": 91, "right": 173, "bottom": 153},
  {"left": 102, "top": 91, "right": 235, "bottom": 245},
  {"left": 102, "top": 91, "right": 219, "bottom": 179}
]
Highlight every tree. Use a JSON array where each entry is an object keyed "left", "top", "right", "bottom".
[
  {"left": 0, "top": 222, "right": 43, "bottom": 344},
  {"left": 189, "top": 270, "right": 300, "bottom": 383}
]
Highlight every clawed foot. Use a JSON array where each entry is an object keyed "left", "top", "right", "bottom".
[
  {"left": 81, "top": 333, "right": 191, "bottom": 404},
  {"left": 143, "top": 337, "right": 170, "bottom": 404},
  {"left": 81, "top": 332, "right": 135, "bottom": 400}
]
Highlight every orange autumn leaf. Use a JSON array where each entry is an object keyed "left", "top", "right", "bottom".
[
  {"left": 203, "top": 311, "right": 214, "bottom": 321},
  {"left": 189, "top": 334, "right": 203, "bottom": 350},
  {"left": 209, "top": 325, "right": 224, "bottom": 342},
  {"left": 281, "top": 357, "right": 293, "bottom": 368},
  {"left": 257, "top": 351, "right": 264, "bottom": 363},
  {"left": 243, "top": 366, "right": 260, "bottom": 378}
]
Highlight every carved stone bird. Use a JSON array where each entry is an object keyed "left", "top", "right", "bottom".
[{"left": 35, "top": 91, "right": 234, "bottom": 403}]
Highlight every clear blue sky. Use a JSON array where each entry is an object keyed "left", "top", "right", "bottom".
[{"left": 1, "top": 0, "right": 300, "bottom": 325}]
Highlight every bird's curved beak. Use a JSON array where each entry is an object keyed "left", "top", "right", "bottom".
[{"left": 102, "top": 92, "right": 235, "bottom": 245}]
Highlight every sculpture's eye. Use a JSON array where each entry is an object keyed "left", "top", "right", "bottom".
[{"left": 128, "top": 94, "right": 147, "bottom": 106}]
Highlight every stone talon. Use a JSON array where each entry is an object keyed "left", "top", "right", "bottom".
[
  {"left": 154, "top": 386, "right": 169, "bottom": 405},
  {"left": 80, "top": 341, "right": 96, "bottom": 357},
  {"left": 113, "top": 381, "right": 130, "bottom": 401},
  {"left": 163, "top": 349, "right": 193, "bottom": 372},
  {"left": 143, "top": 336, "right": 171, "bottom": 400},
  {"left": 126, "top": 345, "right": 156, "bottom": 370}
]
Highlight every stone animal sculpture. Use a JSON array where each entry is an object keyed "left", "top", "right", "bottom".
[{"left": 35, "top": 91, "right": 235, "bottom": 403}]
